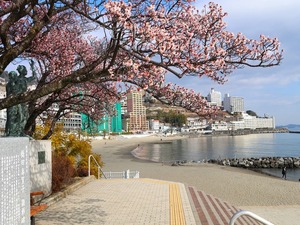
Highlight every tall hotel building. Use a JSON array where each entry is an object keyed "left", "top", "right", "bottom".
[
  {"left": 223, "top": 94, "right": 244, "bottom": 113},
  {"left": 207, "top": 88, "right": 222, "bottom": 106},
  {"left": 127, "top": 91, "right": 148, "bottom": 131}
]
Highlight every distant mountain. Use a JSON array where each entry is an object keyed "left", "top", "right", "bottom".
[{"left": 277, "top": 124, "right": 300, "bottom": 130}]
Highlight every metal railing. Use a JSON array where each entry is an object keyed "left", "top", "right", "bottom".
[
  {"left": 229, "top": 210, "right": 275, "bottom": 225},
  {"left": 103, "top": 170, "right": 140, "bottom": 179},
  {"left": 88, "top": 155, "right": 107, "bottom": 179}
]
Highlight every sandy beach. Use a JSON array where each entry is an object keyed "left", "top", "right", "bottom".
[{"left": 91, "top": 135, "right": 300, "bottom": 224}]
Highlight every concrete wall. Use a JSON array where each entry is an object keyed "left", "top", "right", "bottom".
[
  {"left": 0, "top": 137, "right": 30, "bottom": 225},
  {"left": 29, "top": 140, "right": 52, "bottom": 196}
]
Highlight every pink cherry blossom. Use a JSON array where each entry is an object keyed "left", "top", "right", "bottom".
[{"left": 0, "top": 0, "right": 283, "bottom": 135}]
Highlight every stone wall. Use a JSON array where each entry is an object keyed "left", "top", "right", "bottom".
[{"left": 209, "top": 157, "right": 300, "bottom": 168}]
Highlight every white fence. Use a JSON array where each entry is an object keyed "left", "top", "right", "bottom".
[{"left": 103, "top": 170, "right": 140, "bottom": 179}]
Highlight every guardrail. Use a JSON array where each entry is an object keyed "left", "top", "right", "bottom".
[
  {"left": 88, "top": 155, "right": 107, "bottom": 179},
  {"left": 103, "top": 170, "right": 140, "bottom": 179},
  {"left": 229, "top": 210, "right": 275, "bottom": 225}
]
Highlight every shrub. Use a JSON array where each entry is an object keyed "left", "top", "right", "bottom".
[
  {"left": 52, "top": 153, "right": 75, "bottom": 192},
  {"left": 34, "top": 122, "right": 104, "bottom": 192}
]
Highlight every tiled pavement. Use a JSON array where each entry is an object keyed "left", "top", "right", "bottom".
[
  {"left": 35, "top": 178, "right": 258, "bottom": 225},
  {"left": 187, "top": 187, "right": 261, "bottom": 225}
]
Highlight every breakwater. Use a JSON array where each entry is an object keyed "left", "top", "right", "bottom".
[
  {"left": 289, "top": 130, "right": 300, "bottom": 133},
  {"left": 208, "top": 157, "right": 300, "bottom": 169},
  {"left": 211, "top": 128, "right": 289, "bottom": 136}
]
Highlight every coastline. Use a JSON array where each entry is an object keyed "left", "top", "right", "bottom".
[{"left": 91, "top": 134, "right": 300, "bottom": 224}]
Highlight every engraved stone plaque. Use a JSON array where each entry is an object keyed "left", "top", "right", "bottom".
[
  {"left": 0, "top": 138, "right": 30, "bottom": 225},
  {"left": 38, "top": 151, "right": 45, "bottom": 164}
]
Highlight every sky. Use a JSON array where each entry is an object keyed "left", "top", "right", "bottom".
[{"left": 168, "top": 0, "right": 300, "bottom": 126}]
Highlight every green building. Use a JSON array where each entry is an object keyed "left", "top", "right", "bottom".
[{"left": 81, "top": 103, "right": 122, "bottom": 134}]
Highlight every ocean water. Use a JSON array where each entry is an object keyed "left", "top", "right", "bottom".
[{"left": 133, "top": 133, "right": 300, "bottom": 181}]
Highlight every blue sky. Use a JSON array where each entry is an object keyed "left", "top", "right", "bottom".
[{"left": 168, "top": 0, "right": 300, "bottom": 126}]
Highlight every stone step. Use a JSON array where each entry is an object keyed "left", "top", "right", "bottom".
[{"left": 187, "top": 186, "right": 262, "bottom": 225}]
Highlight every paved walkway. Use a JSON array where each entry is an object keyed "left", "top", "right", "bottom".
[{"left": 34, "top": 178, "right": 259, "bottom": 225}]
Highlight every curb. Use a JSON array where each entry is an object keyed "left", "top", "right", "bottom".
[{"left": 42, "top": 175, "right": 96, "bottom": 206}]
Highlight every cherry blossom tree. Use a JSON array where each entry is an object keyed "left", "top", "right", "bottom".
[{"left": 0, "top": 0, "right": 283, "bottom": 136}]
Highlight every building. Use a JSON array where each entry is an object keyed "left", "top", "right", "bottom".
[
  {"left": 241, "top": 112, "right": 275, "bottom": 129},
  {"left": 228, "top": 112, "right": 275, "bottom": 130},
  {"left": 207, "top": 88, "right": 222, "bottom": 106},
  {"left": 81, "top": 103, "right": 122, "bottom": 134},
  {"left": 120, "top": 96, "right": 128, "bottom": 115},
  {"left": 126, "top": 91, "right": 148, "bottom": 132},
  {"left": 39, "top": 103, "right": 82, "bottom": 132},
  {"left": 110, "top": 103, "right": 122, "bottom": 132},
  {"left": 97, "top": 103, "right": 122, "bottom": 133},
  {"left": 81, "top": 113, "right": 98, "bottom": 134},
  {"left": 149, "top": 119, "right": 160, "bottom": 132},
  {"left": 209, "top": 122, "right": 229, "bottom": 131},
  {"left": 59, "top": 111, "right": 82, "bottom": 132},
  {"left": 186, "top": 117, "right": 207, "bottom": 127},
  {"left": 223, "top": 94, "right": 244, "bottom": 113}
]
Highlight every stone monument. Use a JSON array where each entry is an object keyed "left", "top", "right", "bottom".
[{"left": 0, "top": 138, "right": 30, "bottom": 225}]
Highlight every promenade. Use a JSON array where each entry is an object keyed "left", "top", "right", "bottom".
[{"left": 34, "top": 177, "right": 261, "bottom": 225}]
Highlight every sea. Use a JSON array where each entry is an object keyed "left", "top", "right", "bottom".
[{"left": 133, "top": 132, "right": 300, "bottom": 181}]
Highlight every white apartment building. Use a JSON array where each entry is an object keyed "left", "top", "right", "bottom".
[
  {"left": 228, "top": 113, "right": 275, "bottom": 130},
  {"left": 242, "top": 113, "right": 275, "bottom": 129},
  {"left": 59, "top": 112, "right": 82, "bottom": 132},
  {"left": 45, "top": 104, "right": 82, "bottom": 132},
  {"left": 149, "top": 119, "right": 160, "bottom": 131},
  {"left": 186, "top": 117, "right": 207, "bottom": 127},
  {"left": 208, "top": 122, "right": 229, "bottom": 131},
  {"left": 120, "top": 97, "right": 127, "bottom": 115},
  {"left": 207, "top": 88, "right": 222, "bottom": 106},
  {"left": 223, "top": 94, "right": 244, "bottom": 113}
]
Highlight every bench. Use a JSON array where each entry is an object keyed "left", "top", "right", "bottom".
[{"left": 30, "top": 191, "right": 47, "bottom": 225}]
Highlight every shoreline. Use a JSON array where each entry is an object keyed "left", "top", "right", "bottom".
[
  {"left": 91, "top": 134, "right": 300, "bottom": 206},
  {"left": 125, "top": 134, "right": 300, "bottom": 182},
  {"left": 91, "top": 134, "right": 300, "bottom": 224}
]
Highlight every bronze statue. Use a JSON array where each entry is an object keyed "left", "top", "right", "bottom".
[{"left": 5, "top": 61, "right": 37, "bottom": 136}]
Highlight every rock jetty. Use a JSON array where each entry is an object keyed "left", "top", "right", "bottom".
[{"left": 208, "top": 157, "right": 300, "bottom": 169}]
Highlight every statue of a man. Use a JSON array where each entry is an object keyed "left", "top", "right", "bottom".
[{"left": 5, "top": 61, "right": 37, "bottom": 136}]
